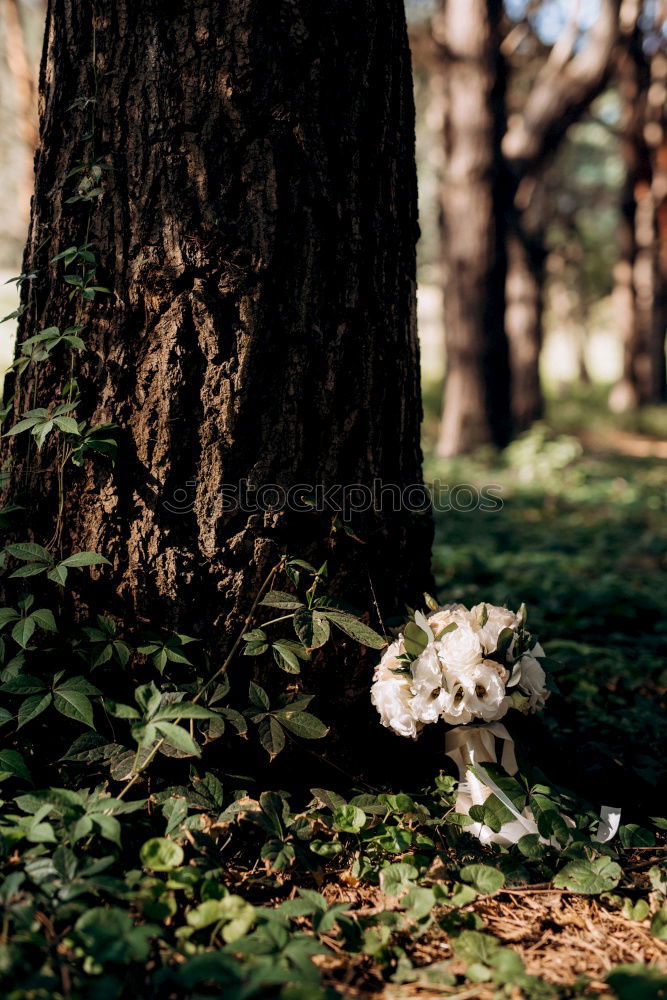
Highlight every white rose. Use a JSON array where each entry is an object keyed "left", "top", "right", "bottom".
[
  {"left": 372, "top": 639, "right": 405, "bottom": 683},
  {"left": 469, "top": 603, "right": 520, "bottom": 658},
  {"left": 427, "top": 603, "right": 471, "bottom": 639},
  {"left": 459, "top": 659, "right": 511, "bottom": 722},
  {"left": 436, "top": 620, "right": 483, "bottom": 675},
  {"left": 516, "top": 646, "right": 548, "bottom": 709},
  {"left": 410, "top": 645, "right": 449, "bottom": 723},
  {"left": 371, "top": 640, "right": 420, "bottom": 739},
  {"left": 371, "top": 677, "right": 419, "bottom": 738},
  {"left": 437, "top": 671, "right": 475, "bottom": 726}
]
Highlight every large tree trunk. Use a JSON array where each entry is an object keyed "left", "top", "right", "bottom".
[
  {"left": 433, "top": 0, "right": 512, "bottom": 457},
  {"left": 2, "top": 1, "right": 432, "bottom": 724}
]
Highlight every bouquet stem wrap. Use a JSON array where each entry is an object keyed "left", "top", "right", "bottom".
[
  {"left": 445, "top": 724, "right": 621, "bottom": 847},
  {"left": 445, "top": 723, "right": 537, "bottom": 847}
]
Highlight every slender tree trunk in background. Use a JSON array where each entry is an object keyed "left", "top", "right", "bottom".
[
  {"left": 505, "top": 212, "right": 546, "bottom": 430},
  {"left": 2, "top": 0, "right": 432, "bottom": 727},
  {"left": 433, "top": 0, "right": 511, "bottom": 457},
  {"left": 610, "top": 25, "right": 666, "bottom": 410},
  {"left": 432, "top": 0, "right": 619, "bottom": 454},
  {"left": 642, "top": 35, "right": 667, "bottom": 401},
  {"left": 502, "top": 0, "right": 619, "bottom": 430}
]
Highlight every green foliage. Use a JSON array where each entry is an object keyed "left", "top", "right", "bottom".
[{"left": 0, "top": 12, "right": 663, "bottom": 993}]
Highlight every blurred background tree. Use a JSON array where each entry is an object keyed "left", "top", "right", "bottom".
[
  {"left": 1, "top": 0, "right": 666, "bottom": 454},
  {"left": 410, "top": 0, "right": 666, "bottom": 454}
]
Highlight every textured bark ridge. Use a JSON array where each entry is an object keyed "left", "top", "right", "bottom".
[{"left": 3, "top": 1, "right": 432, "bottom": 719}]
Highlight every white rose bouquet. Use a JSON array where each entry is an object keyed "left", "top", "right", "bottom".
[
  {"left": 371, "top": 601, "right": 548, "bottom": 739},
  {"left": 370, "top": 601, "right": 551, "bottom": 846}
]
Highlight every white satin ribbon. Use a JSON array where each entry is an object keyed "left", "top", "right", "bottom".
[
  {"left": 445, "top": 724, "right": 620, "bottom": 848},
  {"left": 445, "top": 723, "right": 538, "bottom": 846}
]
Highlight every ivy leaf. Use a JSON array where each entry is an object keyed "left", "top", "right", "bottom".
[
  {"left": 0, "top": 608, "right": 19, "bottom": 629},
  {"left": 459, "top": 864, "right": 505, "bottom": 894},
  {"left": 53, "top": 416, "right": 80, "bottom": 435},
  {"left": 12, "top": 617, "right": 35, "bottom": 648},
  {"left": 0, "top": 749, "right": 32, "bottom": 783},
  {"left": 248, "top": 682, "right": 270, "bottom": 711},
  {"left": 277, "top": 710, "right": 329, "bottom": 740},
  {"left": 5, "top": 542, "right": 52, "bottom": 564},
  {"left": 258, "top": 717, "right": 286, "bottom": 759},
  {"left": 261, "top": 838, "right": 295, "bottom": 871},
  {"left": 380, "top": 862, "right": 418, "bottom": 896},
  {"left": 320, "top": 611, "right": 386, "bottom": 649},
  {"left": 242, "top": 629, "right": 267, "bottom": 643},
  {"left": 216, "top": 707, "right": 247, "bottom": 735},
  {"left": 259, "top": 591, "right": 304, "bottom": 610},
  {"left": 154, "top": 702, "right": 217, "bottom": 721},
  {"left": 53, "top": 691, "right": 95, "bottom": 729},
  {"left": 243, "top": 640, "right": 269, "bottom": 657},
  {"left": 553, "top": 857, "right": 622, "bottom": 894},
  {"left": 529, "top": 793, "right": 571, "bottom": 845},
  {"left": 332, "top": 805, "right": 366, "bottom": 834},
  {"left": 272, "top": 641, "right": 301, "bottom": 673},
  {"left": 1, "top": 675, "right": 47, "bottom": 695},
  {"left": 9, "top": 563, "right": 50, "bottom": 579},
  {"left": 92, "top": 814, "right": 122, "bottom": 846},
  {"left": 56, "top": 676, "right": 101, "bottom": 695},
  {"left": 47, "top": 564, "right": 69, "bottom": 586},
  {"left": 17, "top": 693, "right": 52, "bottom": 728},
  {"left": 294, "top": 608, "right": 330, "bottom": 649},
  {"left": 59, "top": 551, "right": 110, "bottom": 569},
  {"left": 140, "top": 837, "right": 184, "bottom": 872},
  {"left": 31, "top": 608, "right": 57, "bottom": 632},
  {"left": 155, "top": 721, "right": 201, "bottom": 756}
]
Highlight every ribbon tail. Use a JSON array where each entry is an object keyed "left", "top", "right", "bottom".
[
  {"left": 593, "top": 805, "right": 621, "bottom": 844},
  {"left": 469, "top": 762, "right": 538, "bottom": 839}
]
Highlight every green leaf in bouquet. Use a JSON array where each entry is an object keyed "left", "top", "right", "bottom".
[{"left": 403, "top": 620, "right": 429, "bottom": 659}]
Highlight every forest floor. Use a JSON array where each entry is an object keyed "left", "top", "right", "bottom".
[
  {"left": 344, "top": 388, "right": 667, "bottom": 999},
  {"left": 308, "top": 392, "right": 667, "bottom": 998},
  {"left": 2, "top": 380, "right": 667, "bottom": 999}
]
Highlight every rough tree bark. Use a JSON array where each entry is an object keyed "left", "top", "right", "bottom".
[
  {"left": 432, "top": 0, "right": 512, "bottom": 456},
  {"left": 2, "top": 0, "right": 432, "bottom": 727}
]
